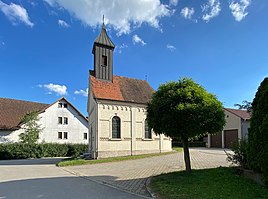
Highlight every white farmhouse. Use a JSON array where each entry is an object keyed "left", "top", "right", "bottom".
[
  {"left": 0, "top": 97, "right": 88, "bottom": 144},
  {"left": 87, "top": 24, "right": 172, "bottom": 159}
]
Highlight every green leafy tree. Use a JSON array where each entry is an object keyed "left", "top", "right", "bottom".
[
  {"left": 19, "top": 111, "right": 42, "bottom": 144},
  {"left": 247, "top": 77, "right": 268, "bottom": 185},
  {"left": 234, "top": 100, "right": 252, "bottom": 113},
  {"left": 147, "top": 78, "right": 225, "bottom": 174}
]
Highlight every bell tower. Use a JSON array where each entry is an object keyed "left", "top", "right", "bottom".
[{"left": 92, "top": 19, "right": 115, "bottom": 82}]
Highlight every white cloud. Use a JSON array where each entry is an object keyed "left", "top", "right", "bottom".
[
  {"left": 58, "top": 19, "right": 70, "bottom": 28},
  {"left": 40, "top": 83, "right": 68, "bottom": 95},
  {"left": 43, "top": 0, "right": 171, "bottom": 35},
  {"left": 0, "top": 1, "right": 34, "bottom": 27},
  {"left": 115, "top": 43, "right": 128, "bottom": 54},
  {"left": 74, "top": 88, "right": 88, "bottom": 97},
  {"left": 229, "top": 0, "right": 251, "bottom": 22},
  {"left": 201, "top": 0, "right": 221, "bottom": 23},
  {"left": 169, "top": 0, "right": 178, "bottom": 7},
  {"left": 180, "top": 7, "right": 195, "bottom": 20},
  {"left": 132, "top": 34, "right": 146, "bottom": 46},
  {"left": 166, "top": 44, "right": 176, "bottom": 52}
]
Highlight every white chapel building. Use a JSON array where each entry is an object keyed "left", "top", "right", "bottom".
[{"left": 87, "top": 24, "right": 172, "bottom": 159}]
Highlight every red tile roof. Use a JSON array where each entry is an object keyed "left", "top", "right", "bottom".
[
  {"left": 0, "top": 98, "right": 49, "bottom": 130},
  {"left": 225, "top": 108, "right": 251, "bottom": 120},
  {"left": 90, "top": 71, "right": 154, "bottom": 104}
]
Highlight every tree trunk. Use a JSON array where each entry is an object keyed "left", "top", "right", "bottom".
[{"left": 181, "top": 137, "right": 192, "bottom": 174}]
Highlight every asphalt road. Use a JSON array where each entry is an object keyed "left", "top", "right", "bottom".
[{"left": 0, "top": 158, "right": 146, "bottom": 199}]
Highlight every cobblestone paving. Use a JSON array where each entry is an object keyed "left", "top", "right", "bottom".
[{"left": 63, "top": 148, "right": 232, "bottom": 198}]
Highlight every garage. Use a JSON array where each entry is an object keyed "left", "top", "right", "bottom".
[
  {"left": 211, "top": 132, "right": 222, "bottom": 148},
  {"left": 224, "top": 129, "right": 238, "bottom": 148}
]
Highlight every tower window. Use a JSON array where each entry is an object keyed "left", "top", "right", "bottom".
[{"left": 102, "top": 55, "right": 107, "bottom": 66}]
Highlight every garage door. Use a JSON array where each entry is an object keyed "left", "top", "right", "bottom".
[
  {"left": 224, "top": 129, "right": 238, "bottom": 148},
  {"left": 211, "top": 132, "right": 222, "bottom": 148}
]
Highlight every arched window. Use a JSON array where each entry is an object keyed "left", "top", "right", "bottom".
[
  {"left": 112, "top": 116, "right": 121, "bottom": 138},
  {"left": 145, "top": 119, "right": 152, "bottom": 139}
]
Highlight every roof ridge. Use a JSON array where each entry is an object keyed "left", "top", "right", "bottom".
[{"left": 0, "top": 97, "right": 49, "bottom": 106}]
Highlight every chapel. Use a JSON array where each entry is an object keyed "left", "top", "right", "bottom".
[{"left": 87, "top": 23, "right": 172, "bottom": 158}]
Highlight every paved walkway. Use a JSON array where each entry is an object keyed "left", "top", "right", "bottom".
[
  {"left": 64, "top": 148, "right": 232, "bottom": 197},
  {"left": 0, "top": 158, "right": 144, "bottom": 199}
]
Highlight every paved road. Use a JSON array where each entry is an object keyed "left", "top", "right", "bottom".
[
  {"left": 0, "top": 158, "right": 145, "bottom": 199},
  {"left": 64, "top": 148, "right": 232, "bottom": 197}
]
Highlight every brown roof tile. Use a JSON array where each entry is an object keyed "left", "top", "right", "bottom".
[
  {"left": 225, "top": 108, "right": 251, "bottom": 120},
  {"left": 90, "top": 71, "right": 154, "bottom": 104},
  {"left": 0, "top": 98, "right": 49, "bottom": 130}
]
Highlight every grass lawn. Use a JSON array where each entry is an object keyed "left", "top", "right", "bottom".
[
  {"left": 57, "top": 147, "right": 182, "bottom": 167},
  {"left": 151, "top": 167, "right": 268, "bottom": 199}
]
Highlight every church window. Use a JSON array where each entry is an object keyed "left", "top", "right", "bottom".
[
  {"left": 63, "top": 103, "right": 68, "bottom": 108},
  {"left": 58, "top": 103, "right": 62, "bottom": 108},
  {"left": 145, "top": 119, "right": 152, "bottom": 139},
  {"left": 112, "top": 116, "right": 120, "bottom": 138},
  {"left": 102, "top": 55, "right": 107, "bottom": 66}
]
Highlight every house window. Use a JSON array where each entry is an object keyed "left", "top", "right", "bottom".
[
  {"left": 58, "top": 117, "right": 62, "bottom": 124},
  {"left": 58, "top": 132, "right": 62, "bottom": 139},
  {"left": 64, "top": 132, "right": 68, "bottom": 139},
  {"left": 145, "top": 119, "right": 152, "bottom": 139},
  {"left": 84, "top": 133, "right": 88, "bottom": 140},
  {"left": 63, "top": 103, "right": 68, "bottom": 108},
  {"left": 64, "top": 117, "right": 68, "bottom": 125},
  {"left": 58, "top": 103, "right": 62, "bottom": 108},
  {"left": 102, "top": 55, "right": 107, "bottom": 66},
  {"left": 112, "top": 116, "right": 120, "bottom": 139}
]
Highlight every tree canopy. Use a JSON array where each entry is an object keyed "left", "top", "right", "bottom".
[
  {"left": 147, "top": 78, "right": 225, "bottom": 173},
  {"left": 19, "top": 111, "right": 42, "bottom": 144},
  {"left": 247, "top": 77, "right": 268, "bottom": 185}
]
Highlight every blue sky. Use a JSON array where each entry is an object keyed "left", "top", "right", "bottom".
[{"left": 0, "top": 0, "right": 267, "bottom": 115}]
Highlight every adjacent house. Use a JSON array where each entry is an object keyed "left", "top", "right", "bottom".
[
  {"left": 0, "top": 97, "right": 88, "bottom": 144},
  {"left": 87, "top": 23, "right": 172, "bottom": 159},
  {"left": 207, "top": 108, "right": 250, "bottom": 148}
]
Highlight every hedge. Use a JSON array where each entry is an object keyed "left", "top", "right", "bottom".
[
  {"left": 247, "top": 77, "right": 268, "bottom": 186},
  {"left": 0, "top": 143, "right": 88, "bottom": 160}
]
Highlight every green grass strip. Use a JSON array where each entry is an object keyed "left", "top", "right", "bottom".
[
  {"left": 151, "top": 167, "right": 268, "bottom": 199},
  {"left": 57, "top": 148, "right": 182, "bottom": 167}
]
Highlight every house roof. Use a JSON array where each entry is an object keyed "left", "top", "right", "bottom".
[
  {"left": 0, "top": 98, "right": 49, "bottom": 130},
  {"left": 224, "top": 108, "right": 251, "bottom": 120},
  {"left": 93, "top": 24, "right": 115, "bottom": 48},
  {"left": 89, "top": 71, "right": 154, "bottom": 104}
]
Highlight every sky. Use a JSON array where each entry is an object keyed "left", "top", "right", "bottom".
[{"left": 0, "top": 0, "right": 267, "bottom": 116}]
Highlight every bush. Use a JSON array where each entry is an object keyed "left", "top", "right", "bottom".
[
  {"left": 226, "top": 139, "right": 248, "bottom": 168},
  {"left": 247, "top": 77, "right": 268, "bottom": 186},
  {"left": 0, "top": 143, "right": 88, "bottom": 160}
]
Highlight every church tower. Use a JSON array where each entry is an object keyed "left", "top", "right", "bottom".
[{"left": 92, "top": 22, "right": 115, "bottom": 82}]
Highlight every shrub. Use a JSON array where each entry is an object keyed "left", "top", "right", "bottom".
[
  {"left": 0, "top": 143, "right": 88, "bottom": 160},
  {"left": 247, "top": 77, "right": 268, "bottom": 186},
  {"left": 226, "top": 139, "right": 248, "bottom": 168}
]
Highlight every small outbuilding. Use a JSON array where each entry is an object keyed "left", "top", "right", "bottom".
[{"left": 207, "top": 108, "right": 250, "bottom": 148}]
